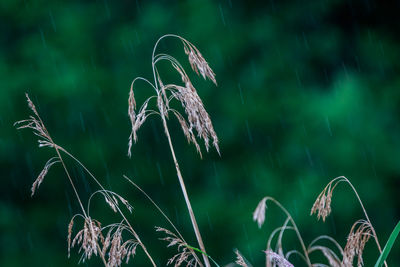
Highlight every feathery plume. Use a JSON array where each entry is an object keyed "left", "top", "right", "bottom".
[
  {"left": 68, "top": 217, "right": 74, "bottom": 258},
  {"left": 264, "top": 250, "right": 294, "bottom": 267},
  {"left": 253, "top": 197, "right": 267, "bottom": 228},
  {"left": 156, "top": 227, "right": 200, "bottom": 267},
  {"left": 15, "top": 93, "right": 53, "bottom": 148},
  {"left": 311, "top": 176, "right": 346, "bottom": 222},
  {"left": 342, "top": 220, "right": 372, "bottom": 267},
  {"left": 105, "top": 227, "right": 138, "bottom": 267},
  {"left": 31, "top": 157, "right": 60, "bottom": 196},
  {"left": 234, "top": 250, "right": 249, "bottom": 267},
  {"left": 182, "top": 41, "right": 217, "bottom": 85},
  {"left": 99, "top": 191, "right": 133, "bottom": 214},
  {"left": 71, "top": 217, "right": 103, "bottom": 262}
]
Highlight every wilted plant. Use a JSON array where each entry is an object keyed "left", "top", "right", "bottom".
[{"left": 127, "top": 34, "right": 219, "bottom": 267}]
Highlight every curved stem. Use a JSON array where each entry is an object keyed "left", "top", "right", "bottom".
[
  {"left": 342, "top": 176, "right": 387, "bottom": 267},
  {"left": 151, "top": 34, "right": 189, "bottom": 90},
  {"left": 160, "top": 115, "right": 211, "bottom": 267},
  {"left": 308, "top": 235, "right": 344, "bottom": 256},
  {"left": 265, "top": 197, "right": 312, "bottom": 267},
  {"left": 131, "top": 77, "right": 158, "bottom": 94},
  {"left": 96, "top": 243, "right": 107, "bottom": 266},
  {"left": 57, "top": 145, "right": 157, "bottom": 267},
  {"left": 123, "top": 175, "right": 204, "bottom": 266},
  {"left": 53, "top": 147, "right": 88, "bottom": 219}
]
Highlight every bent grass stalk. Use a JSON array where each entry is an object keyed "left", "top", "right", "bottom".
[
  {"left": 311, "top": 176, "right": 387, "bottom": 267},
  {"left": 127, "top": 34, "right": 219, "bottom": 267},
  {"left": 123, "top": 175, "right": 203, "bottom": 266},
  {"left": 253, "top": 196, "right": 312, "bottom": 266}
]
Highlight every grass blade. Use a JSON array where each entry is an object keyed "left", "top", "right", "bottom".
[{"left": 374, "top": 220, "right": 400, "bottom": 267}]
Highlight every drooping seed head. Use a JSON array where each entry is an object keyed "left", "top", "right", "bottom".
[
  {"left": 156, "top": 226, "right": 200, "bottom": 266},
  {"left": 183, "top": 41, "right": 217, "bottom": 85},
  {"left": 253, "top": 197, "right": 267, "bottom": 228},
  {"left": 31, "top": 157, "right": 60, "bottom": 197},
  {"left": 264, "top": 250, "right": 294, "bottom": 267},
  {"left": 71, "top": 217, "right": 103, "bottom": 262},
  {"left": 234, "top": 249, "right": 249, "bottom": 267},
  {"left": 311, "top": 177, "right": 346, "bottom": 222},
  {"left": 342, "top": 220, "right": 372, "bottom": 267}
]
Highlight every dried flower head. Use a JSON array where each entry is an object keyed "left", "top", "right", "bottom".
[
  {"left": 342, "top": 220, "right": 372, "bottom": 267},
  {"left": 68, "top": 217, "right": 75, "bottom": 258},
  {"left": 156, "top": 227, "right": 200, "bottom": 267},
  {"left": 253, "top": 197, "right": 267, "bottom": 228},
  {"left": 264, "top": 250, "right": 294, "bottom": 267},
  {"left": 311, "top": 176, "right": 347, "bottom": 222},
  {"left": 102, "top": 226, "right": 138, "bottom": 267},
  {"left": 234, "top": 250, "right": 249, "bottom": 267},
  {"left": 183, "top": 41, "right": 217, "bottom": 85},
  {"left": 127, "top": 35, "right": 219, "bottom": 158},
  {"left": 15, "top": 94, "right": 60, "bottom": 196},
  {"left": 88, "top": 190, "right": 134, "bottom": 214},
  {"left": 30, "top": 157, "right": 60, "bottom": 196},
  {"left": 15, "top": 93, "right": 54, "bottom": 148},
  {"left": 70, "top": 216, "right": 103, "bottom": 262}
]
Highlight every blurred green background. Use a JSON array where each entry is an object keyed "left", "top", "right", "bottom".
[{"left": 1, "top": 0, "right": 400, "bottom": 266}]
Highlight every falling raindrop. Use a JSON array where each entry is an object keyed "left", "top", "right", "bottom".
[
  {"left": 103, "top": 0, "right": 111, "bottom": 19},
  {"left": 219, "top": 4, "right": 226, "bottom": 26},
  {"left": 39, "top": 29, "right": 47, "bottom": 50},
  {"left": 213, "top": 162, "right": 220, "bottom": 188},
  {"left": 206, "top": 212, "right": 213, "bottom": 231},
  {"left": 305, "top": 146, "right": 314, "bottom": 167},
  {"left": 79, "top": 112, "right": 86, "bottom": 132},
  {"left": 49, "top": 10, "right": 57, "bottom": 32},
  {"left": 238, "top": 83, "right": 244, "bottom": 105},
  {"left": 325, "top": 116, "right": 332, "bottom": 136},
  {"left": 156, "top": 161, "right": 164, "bottom": 185},
  {"left": 242, "top": 224, "right": 249, "bottom": 240},
  {"left": 245, "top": 120, "right": 253, "bottom": 144},
  {"left": 65, "top": 190, "right": 73, "bottom": 216}
]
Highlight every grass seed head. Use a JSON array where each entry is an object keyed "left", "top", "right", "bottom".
[
  {"left": 234, "top": 250, "right": 249, "bottom": 267},
  {"left": 342, "top": 220, "right": 372, "bottom": 267},
  {"left": 156, "top": 227, "right": 200, "bottom": 267},
  {"left": 264, "top": 250, "right": 294, "bottom": 267},
  {"left": 253, "top": 197, "right": 267, "bottom": 228}
]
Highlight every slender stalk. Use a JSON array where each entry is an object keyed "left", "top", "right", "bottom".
[
  {"left": 57, "top": 146, "right": 157, "bottom": 267},
  {"left": 344, "top": 177, "right": 387, "bottom": 267},
  {"left": 123, "top": 175, "right": 204, "bottom": 266},
  {"left": 266, "top": 197, "right": 312, "bottom": 267},
  {"left": 96, "top": 243, "right": 108, "bottom": 266},
  {"left": 161, "top": 115, "right": 211, "bottom": 267}
]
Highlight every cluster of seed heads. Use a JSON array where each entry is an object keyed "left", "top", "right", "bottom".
[
  {"left": 127, "top": 35, "right": 219, "bottom": 158},
  {"left": 156, "top": 227, "right": 200, "bottom": 267}
]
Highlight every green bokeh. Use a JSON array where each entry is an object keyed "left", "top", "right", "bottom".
[{"left": 1, "top": 0, "right": 399, "bottom": 266}]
